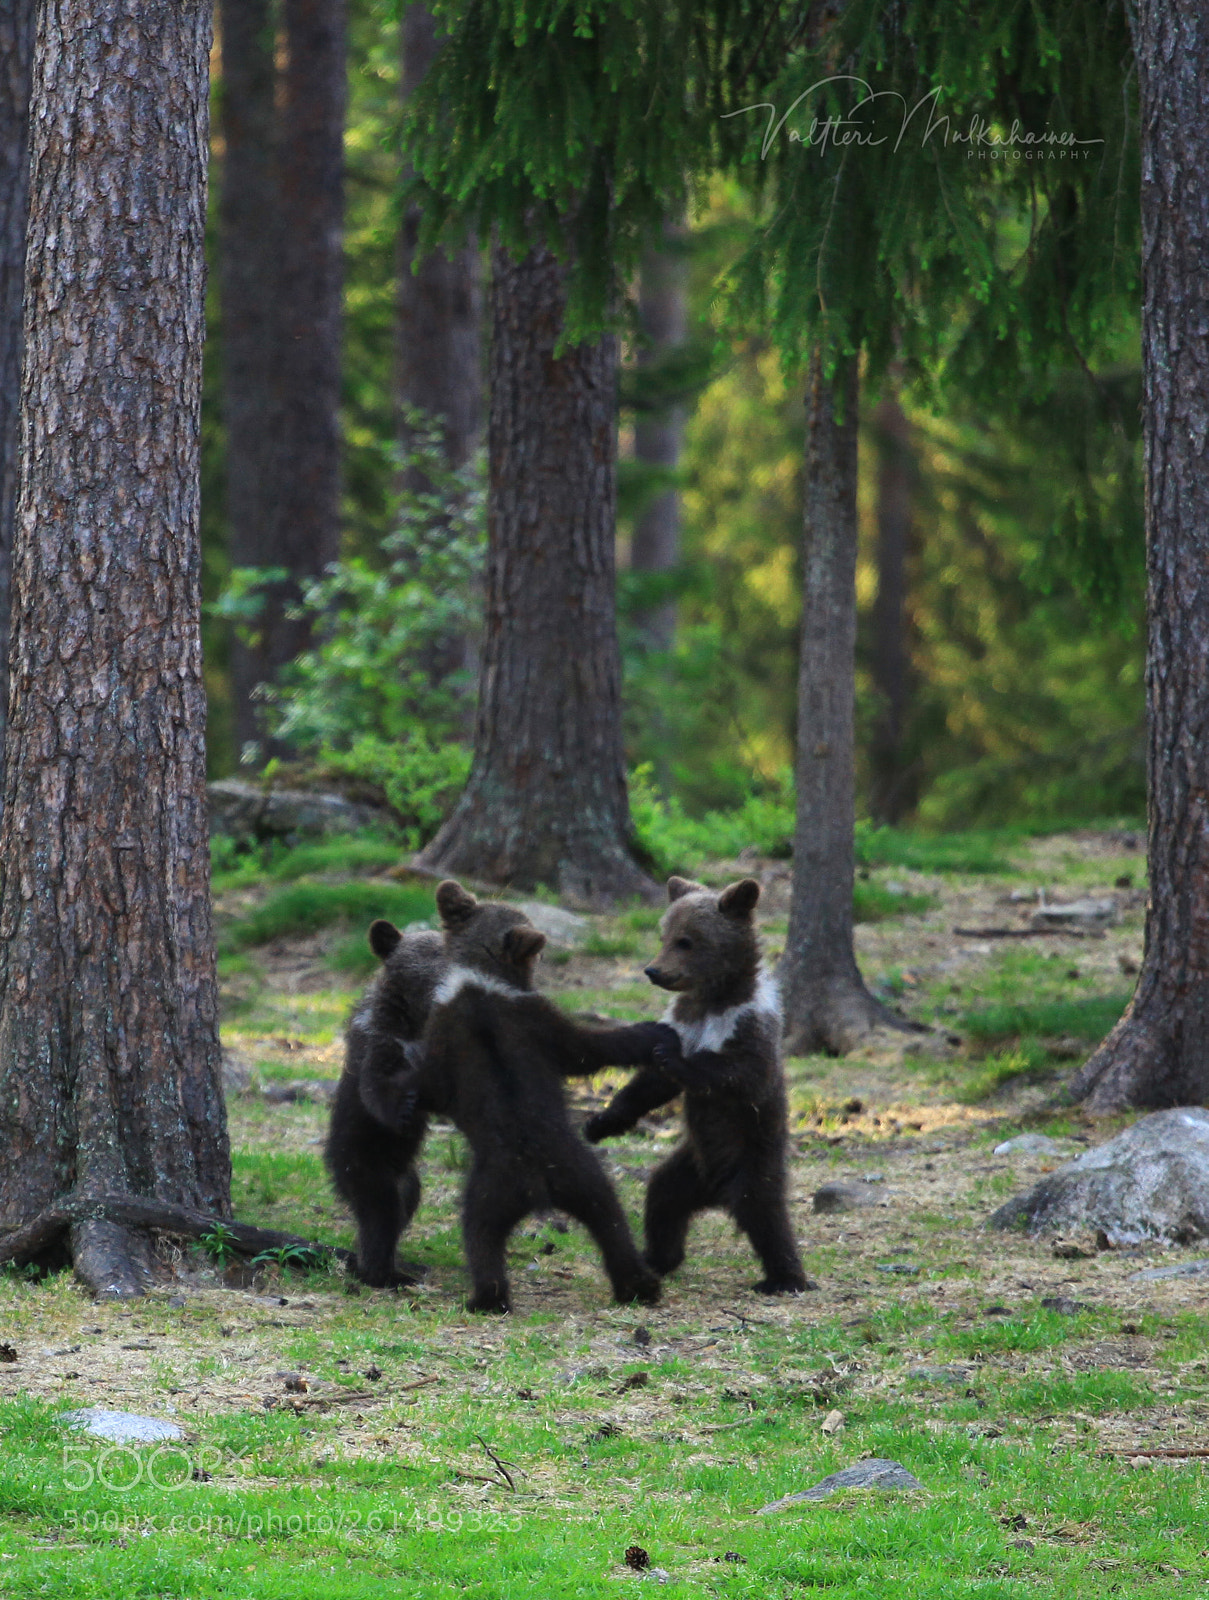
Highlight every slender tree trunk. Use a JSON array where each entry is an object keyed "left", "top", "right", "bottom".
[
  {"left": 218, "top": 0, "right": 282, "bottom": 760},
  {"left": 0, "top": 0, "right": 34, "bottom": 795},
  {"left": 1073, "top": 0, "right": 1209, "bottom": 1111},
  {"left": 631, "top": 221, "right": 687, "bottom": 652},
  {"left": 868, "top": 386, "right": 919, "bottom": 824},
  {"left": 779, "top": 353, "right": 912, "bottom": 1055},
  {"left": 0, "top": 0, "right": 230, "bottom": 1296},
  {"left": 222, "top": 0, "right": 346, "bottom": 759},
  {"left": 396, "top": 4, "right": 481, "bottom": 477},
  {"left": 416, "top": 244, "right": 655, "bottom": 906}
]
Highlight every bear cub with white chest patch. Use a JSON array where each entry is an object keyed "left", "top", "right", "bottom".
[
  {"left": 585, "top": 876, "right": 808, "bottom": 1295},
  {"left": 361, "top": 881, "right": 676, "bottom": 1313}
]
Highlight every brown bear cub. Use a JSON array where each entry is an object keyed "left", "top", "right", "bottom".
[
  {"left": 585, "top": 876, "right": 808, "bottom": 1295},
  {"left": 361, "top": 880, "right": 675, "bottom": 1313},
  {"left": 324, "top": 920, "right": 445, "bottom": 1287}
]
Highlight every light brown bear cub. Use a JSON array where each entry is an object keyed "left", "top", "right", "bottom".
[
  {"left": 585, "top": 876, "right": 809, "bottom": 1295},
  {"left": 361, "top": 881, "right": 675, "bottom": 1313}
]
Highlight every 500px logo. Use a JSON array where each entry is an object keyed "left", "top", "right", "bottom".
[{"left": 62, "top": 1442, "right": 255, "bottom": 1493}]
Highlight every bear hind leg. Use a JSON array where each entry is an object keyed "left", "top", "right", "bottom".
[
  {"left": 546, "top": 1145, "right": 660, "bottom": 1306},
  {"left": 462, "top": 1160, "right": 535, "bottom": 1314},
  {"left": 644, "top": 1145, "right": 709, "bottom": 1279},
  {"left": 730, "top": 1181, "right": 809, "bottom": 1294}
]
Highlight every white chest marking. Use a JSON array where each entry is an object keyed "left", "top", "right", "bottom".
[
  {"left": 664, "top": 968, "right": 781, "bottom": 1054},
  {"left": 432, "top": 965, "right": 524, "bottom": 1008}
]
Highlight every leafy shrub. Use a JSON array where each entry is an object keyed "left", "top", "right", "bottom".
[{"left": 219, "top": 880, "right": 434, "bottom": 953}]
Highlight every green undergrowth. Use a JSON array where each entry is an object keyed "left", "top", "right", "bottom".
[
  {"left": 217, "top": 881, "right": 434, "bottom": 957},
  {"left": 211, "top": 830, "right": 408, "bottom": 893}
]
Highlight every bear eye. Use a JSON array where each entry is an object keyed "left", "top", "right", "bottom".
[{"left": 674, "top": 936, "right": 693, "bottom": 951}]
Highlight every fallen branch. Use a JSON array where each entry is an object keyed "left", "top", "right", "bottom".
[
  {"left": 1099, "top": 1447, "right": 1209, "bottom": 1459},
  {"left": 0, "top": 1191, "right": 354, "bottom": 1273},
  {"left": 952, "top": 926, "right": 1105, "bottom": 941}
]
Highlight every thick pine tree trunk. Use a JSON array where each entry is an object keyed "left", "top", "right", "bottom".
[
  {"left": 415, "top": 244, "right": 655, "bottom": 906},
  {"left": 0, "top": 0, "right": 230, "bottom": 1296},
  {"left": 868, "top": 387, "right": 919, "bottom": 825},
  {"left": 1073, "top": 0, "right": 1209, "bottom": 1111},
  {"left": 396, "top": 4, "right": 481, "bottom": 478},
  {"left": 219, "top": 0, "right": 285, "bottom": 760},
  {"left": 780, "top": 353, "right": 912, "bottom": 1055},
  {"left": 0, "top": 0, "right": 34, "bottom": 793},
  {"left": 631, "top": 222, "right": 687, "bottom": 653}
]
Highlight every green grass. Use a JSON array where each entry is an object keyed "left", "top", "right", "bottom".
[
  {"left": 855, "top": 823, "right": 1018, "bottom": 875},
  {"left": 854, "top": 880, "right": 937, "bottom": 922},
  {"left": 960, "top": 994, "right": 1131, "bottom": 1047},
  {"left": 211, "top": 830, "right": 408, "bottom": 893},
  {"left": 218, "top": 881, "right": 434, "bottom": 954}
]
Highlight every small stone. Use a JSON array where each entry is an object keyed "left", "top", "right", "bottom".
[
  {"left": 1029, "top": 897, "right": 1117, "bottom": 930},
  {"left": 281, "top": 1372, "right": 308, "bottom": 1393},
  {"left": 1039, "top": 1296, "right": 1092, "bottom": 1316},
  {"left": 1051, "top": 1241, "right": 1094, "bottom": 1260},
  {"left": 363, "top": 1365, "right": 382, "bottom": 1382},
  {"left": 813, "top": 1183, "right": 874, "bottom": 1214},
  {"left": 907, "top": 1365, "right": 968, "bottom": 1385},
  {"left": 63, "top": 1409, "right": 185, "bottom": 1444},
  {"left": 875, "top": 1262, "right": 920, "bottom": 1276},
  {"left": 757, "top": 1458, "right": 924, "bottom": 1512},
  {"left": 632, "top": 1326, "right": 651, "bottom": 1347},
  {"left": 0, "top": 1343, "right": 17, "bottom": 1363},
  {"left": 993, "top": 1134, "right": 1069, "bottom": 1157},
  {"left": 821, "top": 1409, "right": 845, "bottom": 1435}
]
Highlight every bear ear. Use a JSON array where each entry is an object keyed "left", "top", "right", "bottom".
[
  {"left": 368, "top": 919, "right": 402, "bottom": 961},
  {"left": 718, "top": 878, "right": 760, "bottom": 920},
  {"left": 435, "top": 880, "right": 478, "bottom": 928},
  {"left": 504, "top": 925, "right": 547, "bottom": 964},
  {"left": 667, "top": 876, "right": 702, "bottom": 902}
]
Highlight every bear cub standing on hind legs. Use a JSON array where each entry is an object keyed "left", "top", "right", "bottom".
[
  {"left": 360, "top": 880, "right": 677, "bottom": 1314},
  {"left": 324, "top": 920, "right": 445, "bottom": 1287},
  {"left": 585, "top": 876, "right": 810, "bottom": 1295}
]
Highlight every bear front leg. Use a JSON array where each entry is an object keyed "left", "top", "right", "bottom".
[
  {"left": 583, "top": 1065, "right": 681, "bottom": 1142},
  {"left": 359, "top": 1035, "right": 425, "bottom": 1131}
]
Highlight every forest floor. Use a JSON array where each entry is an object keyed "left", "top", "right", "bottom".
[{"left": 2, "top": 826, "right": 1208, "bottom": 1597}]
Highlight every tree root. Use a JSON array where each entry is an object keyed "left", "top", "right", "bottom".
[
  {"left": 0, "top": 1191, "right": 356, "bottom": 1297},
  {"left": 780, "top": 974, "right": 927, "bottom": 1058}
]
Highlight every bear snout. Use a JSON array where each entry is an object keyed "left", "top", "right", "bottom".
[{"left": 644, "top": 964, "right": 677, "bottom": 990}]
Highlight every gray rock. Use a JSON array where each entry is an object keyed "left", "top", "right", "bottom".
[
  {"left": 208, "top": 780, "right": 383, "bottom": 844},
  {"left": 221, "top": 1048, "right": 255, "bottom": 1095},
  {"left": 812, "top": 1183, "right": 876, "bottom": 1214},
  {"left": 993, "top": 1134, "right": 1070, "bottom": 1157},
  {"left": 1029, "top": 896, "right": 1117, "bottom": 930},
  {"left": 875, "top": 1262, "right": 920, "bottom": 1276},
  {"left": 63, "top": 1409, "right": 184, "bottom": 1443},
  {"left": 989, "top": 1108, "right": 1209, "bottom": 1244},
  {"left": 1130, "top": 1258, "right": 1209, "bottom": 1282},
  {"left": 907, "top": 1365, "right": 970, "bottom": 1385},
  {"left": 757, "top": 1458, "right": 923, "bottom": 1513},
  {"left": 514, "top": 901, "right": 590, "bottom": 947}
]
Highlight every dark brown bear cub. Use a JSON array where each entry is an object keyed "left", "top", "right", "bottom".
[
  {"left": 324, "top": 920, "right": 444, "bottom": 1288},
  {"left": 361, "top": 880, "right": 674, "bottom": 1314},
  {"left": 585, "top": 876, "right": 808, "bottom": 1295}
]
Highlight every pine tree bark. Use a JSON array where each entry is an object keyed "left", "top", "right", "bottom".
[
  {"left": 630, "top": 221, "right": 687, "bottom": 653},
  {"left": 415, "top": 243, "right": 655, "bottom": 906},
  {"left": 218, "top": 0, "right": 284, "bottom": 760},
  {"left": 0, "top": 0, "right": 230, "bottom": 1296},
  {"left": 868, "top": 386, "right": 919, "bottom": 825},
  {"left": 1072, "top": 0, "right": 1209, "bottom": 1111},
  {"left": 0, "top": 0, "right": 34, "bottom": 794},
  {"left": 780, "top": 353, "right": 915, "bottom": 1054},
  {"left": 396, "top": 4, "right": 481, "bottom": 478}
]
